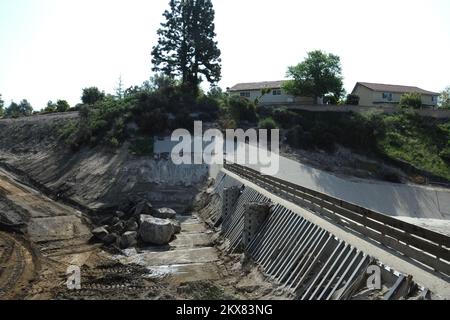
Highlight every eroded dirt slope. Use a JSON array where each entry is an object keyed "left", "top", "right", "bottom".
[{"left": 0, "top": 113, "right": 208, "bottom": 213}]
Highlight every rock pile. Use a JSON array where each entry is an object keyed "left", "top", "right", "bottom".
[{"left": 92, "top": 197, "right": 181, "bottom": 249}]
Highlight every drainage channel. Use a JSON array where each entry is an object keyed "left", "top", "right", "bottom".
[{"left": 201, "top": 171, "right": 440, "bottom": 300}]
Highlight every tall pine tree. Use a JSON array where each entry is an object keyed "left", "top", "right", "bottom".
[{"left": 151, "top": 0, "right": 221, "bottom": 95}]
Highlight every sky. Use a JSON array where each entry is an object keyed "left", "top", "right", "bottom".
[{"left": 0, "top": 0, "right": 450, "bottom": 110}]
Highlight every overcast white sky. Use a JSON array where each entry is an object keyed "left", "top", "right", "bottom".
[{"left": 0, "top": 0, "right": 449, "bottom": 109}]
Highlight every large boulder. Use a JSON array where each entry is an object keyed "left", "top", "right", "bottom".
[
  {"left": 125, "top": 218, "right": 139, "bottom": 232},
  {"left": 117, "top": 231, "right": 138, "bottom": 249},
  {"left": 108, "top": 221, "right": 125, "bottom": 235},
  {"left": 170, "top": 220, "right": 182, "bottom": 234},
  {"left": 139, "top": 215, "right": 175, "bottom": 245},
  {"left": 92, "top": 227, "right": 109, "bottom": 241},
  {"left": 115, "top": 211, "right": 126, "bottom": 219},
  {"left": 153, "top": 208, "right": 177, "bottom": 220},
  {"left": 102, "top": 233, "right": 118, "bottom": 245},
  {"left": 132, "top": 201, "right": 155, "bottom": 217}
]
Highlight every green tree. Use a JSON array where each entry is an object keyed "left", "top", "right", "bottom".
[
  {"left": 56, "top": 100, "right": 70, "bottom": 112},
  {"left": 44, "top": 101, "right": 57, "bottom": 113},
  {"left": 400, "top": 92, "right": 422, "bottom": 109},
  {"left": 115, "top": 75, "right": 125, "bottom": 99},
  {"left": 82, "top": 87, "right": 105, "bottom": 105},
  {"left": 5, "top": 101, "right": 31, "bottom": 118},
  {"left": 5, "top": 102, "right": 19, "bottom": 117},
  {"left": 439, "top": 86, "right": 450, "bottom": 109},
  {"left": 151, "top": 0, "right": 222, "bottom": 95},
  {"left": 283, "top": 50, "right": 344, "bottom": 104},
  {"left": 145, "top": 73, "right": 178, "bottom": 92},
  {"left": 0, "top": 94, "right": 4, "bottom": 117},
  {"left": 18, "top": 99, "right": 33, "bottom": 116}
]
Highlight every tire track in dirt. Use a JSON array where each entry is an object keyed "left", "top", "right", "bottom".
[
  {"left": 0, "top": 168, "right": 94, "bottom": 299},
  {"left": 0, "top": 232, "right": 35, "bottom": 299}
]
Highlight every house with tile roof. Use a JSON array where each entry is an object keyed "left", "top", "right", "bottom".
[
  {"left": 351, "top": 82, "right": 439, "bottom": 107},
  {"left": 228, "top": 81, "right": 314, "bottom": 106}
]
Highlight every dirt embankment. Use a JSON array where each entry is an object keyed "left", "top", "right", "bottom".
[{"left": 0, "top": 113, "right": 208, "bottom": 212}]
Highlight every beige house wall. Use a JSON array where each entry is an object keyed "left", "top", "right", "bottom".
[
  {"left": 353, "top": 84, "right": 438, "bottom": 107},
  {"left": 230, "top": 89, "right": 314, "bottom": 106},
  {"left": 353, "top": 86, "right": 374, "bottom": 107}
]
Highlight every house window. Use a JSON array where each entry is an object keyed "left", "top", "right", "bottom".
[
  {"left": 382, "top": 92, "right": 393, "bottom": 101},
  {"left": 273, "top": 89, "right": 282, "bottom": 96},
  {"left": 240, "top": 91, "right": 250, "bottom": 98},
  {"left": 431, "top": 96, "right": 437, "bottom": 103}
]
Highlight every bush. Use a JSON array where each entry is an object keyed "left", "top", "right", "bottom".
[
  {"left": 56, "top": 100, "right": 70, "bottom": 112},
  {"left": 196, "top": 95, "right": 220, "bottom": 120},
  {"left": 109, "top": 137, "right": 119, "bottom": 148},
  {"left": 258, "top": 117, "right": 278, "bottom": 130},
  {"left": 345, "top": 94, "right": 360, "bottom": 105},
  {"left": 82, "top": 87, "right": 106, "bottom": 105},
  {"left": 272, "top": 108, "right": 301, "bottom": 129},
  {"left": 440, "top": 147, "right": 450, "bottom": 163},
  {"left": 129, "top": 137, "right": 154, "bottom": 156},
  {"left": 136, "top": 108, "right": 169, "bottom": 135},
  {"left": 44, "top": 101, "right": 57, "bottom": 113},
  {"left": 227, "top": 96, "right": 257, "bottom": 123},
  {"left": 400, "top": 92, "right": 422, "bottom": 109}
]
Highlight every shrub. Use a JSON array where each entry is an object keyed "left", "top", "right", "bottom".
[
  {"left": 272, "top": 108, "right": 301, "bottom": 129},
  {"left": 0, "top": 94, "right": 4, "bottom": 117},
  {"left": 287, "top": 125, "right": 315, "bottom": 150},
  {"left": 82, "top": 87, "right": 106, "bottom": 105},
  {"left": 129, "top": 137, "right": 154, "bottom": 156},
  {"left": 196, "top": 95, "right": 220, "bottom": 120},
  {"left": 109, "top": 137, "right": 119, "bottom": 148},
  {"left": 400, "top": 92, "right": 422, "bottom": 109},
  {"left": 219, "top": 117, "right": 237, "bottom": 130},
  {"left": 136, "top": 108, "right": 169, "bottom": 135},
  {"left": 227, "top": 96, "right": 257, "bottom": 123},
  {"left": 56, "top": 100, "right": 70, "bottom": 112},
  {"left": 43, "top": 101, "right": 57, "bottom": 113},
  {"left": 345, "top": 94, "right": 360, "bottom": 106},
  {"left": 440, "top": 147, "right": 450, "bottom": 163},
  {"left": 310, "top": 123, "right": 336, "bottom": 152},
  {"left": 258, "top": 117, "right": 278, "bottom": 130}
]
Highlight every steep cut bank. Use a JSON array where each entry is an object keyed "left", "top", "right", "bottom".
[{"left": 0, "top": 113, "right": 209, "bottom": 212}]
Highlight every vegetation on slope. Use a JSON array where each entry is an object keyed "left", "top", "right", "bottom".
[
  {"left": 265, "top": 108, "right": 450, "bottom": 180},
  {"left": 375, "top": 112, "right": 450, "bottom": 180},
  {"left": 59, "top": 77, "right": 221, "bottom": 151}
]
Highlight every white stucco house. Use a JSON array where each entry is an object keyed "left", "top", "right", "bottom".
[
  {"left": 351, "top": 82, "right": 439, "bottom": 107},
  {"left": 228, "top": 81, "right": 314, "bottom": 106}
]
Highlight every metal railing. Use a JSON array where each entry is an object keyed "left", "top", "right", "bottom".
[{"left": 224, "top": 161, "right": 450, "bottom": 278}]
